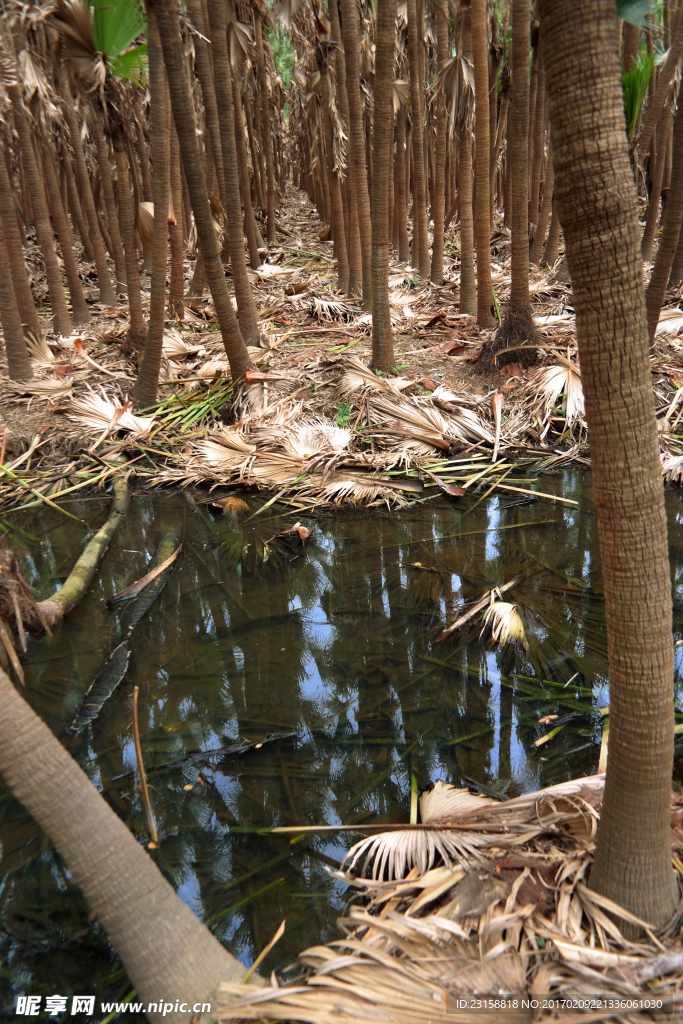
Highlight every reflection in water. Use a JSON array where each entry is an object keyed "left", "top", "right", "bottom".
[{"left": 3, "top": 469, "right": 683, "bottom": 1010}]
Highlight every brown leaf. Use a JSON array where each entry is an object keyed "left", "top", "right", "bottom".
[
  {"left": 429, "top": 473, "right": 466, "bottom": 497},
  {"left": 443, "top": 341, "right": 466, "bottom": 356},
  {"left": 107, "top": 547, "right": 180, "bottom": 606},
  {"left": 500, "top": 362, "right": 523, "bottom": 378},
  {"left": 420, "top": 378, "right": 439, "bottom": 392},
  {"left": 538, "top": 714, "right": 558, "bottom": 725},
  {"left": 500, "top": 381, "right": 518, "bottom": 393}
]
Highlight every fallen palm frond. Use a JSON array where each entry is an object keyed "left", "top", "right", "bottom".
[
  {"left": 657, "top": 307, "right": 683, "bottom": 337},
  {"left": 3, "top": 379, "right": 73, "bottom": 401},
  {"left": 481, "top": 600, "right": 528, "bottom": 653},
  {"left": 24, "top": 328, "right": 56, "bottom": 367},
  {"left": 662, "top": 452, "right": 683, "bottom": 483},
  {"left": 527, "top": 362, "right": 585, "bottom": 436},
  {"left": 69, "top": 389, "right": 155, "bottom": 435},
  {"left": 337, "top": 355, "right": 412, "bottom": 400},
  {"left": 216, "top": 775, "right": 683, "bottom": 1024}
]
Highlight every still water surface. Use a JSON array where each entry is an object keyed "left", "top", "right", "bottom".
[{"left": 3, "top": 471, "right": 683, "bottom": 1012}]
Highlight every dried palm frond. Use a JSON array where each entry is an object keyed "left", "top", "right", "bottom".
[
  {"left": 69, "top": 390, "right": 155, "bottom": 435},
  {"left": 312, "top": 296, "right": 355, "bottom": 321},
  {"left": 657, "top": 306, "right": 683, "bottom": 337},
  {"left": 527, "top": 363, "right": 585, "bottom": 432},
  {"left": 662, "top": 452, "right": 683, "bottom": 483},
  {"left": 420, "top": 780, "right": 496, "bottom": 823},
  {"left": 437, "top": 53, "right": 475, "bottom": 138},
  {"left": 24, "top": 329, "right": 55, "bottom": 367},
  {"left": 343, "top": 828, "right": 489, "bottom": 880},
  {"left": 161, "top": 329, "right": 203, "bottom": 358},
  {"left": 481, "top": 600, "right": 528, "bottom": 653},
  {"left": 3, "top": 379, "right": 72, "bottom": 401},
  {"left": 337, "top": 356, "right": 411, "bottom": 399},
  {"left": 196, "top": 358, "right": 229, "bottom": 378},
  {"left": 279, "top": 418, "right": 352, "bottom": 460},
  {"left": 197, "top": 429, "right": 256, "bottom": 472},
  {"left": 534, "top": 313, "right": 575, "bottom": 328}
]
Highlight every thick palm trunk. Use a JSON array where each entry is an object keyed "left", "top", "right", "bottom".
[
  {"left": 154, "top": 0, "right": 252, "bottom": 378},
  {"left": 0, "top": 218, "right": 32, "bottom": 380},
  {"left": 540, "top": 0, "right": 678, "bottom": 928},
  {"left": 487, "top": 0, "right": 537, "bottom": 362},
  {"left": 254, "top": 16, "right": 277, "bottom": 246},
  {"left": 430, "top": 0, "right": 448, "bottom": 284},
  {"left": 134, "top": 3, "right": 169, "bottom": 408},
  {"left": 0, "top": 668, "right": 256, "bottom": 1024},
  {"left": 406, "top": 0, "right": 430, "bottom": 278},
  {"left": 56, "top": 72, "right": 115, "bottom": 305},
  {"left": 92, "top": 112, "right": 127, "bottom": 294},
  {"left": 112, "top": 128, "right": 147, "bottom": 353},
  {"left": 169, "top": 122, "right": 185, "bottom": 320},
  {"left": 340, "top": 0, "right": 373, "bottom": 308},
  {"left": 471, "top": 0, "right": 495, "bottom": 327},
  {"left": 206, "top": 0, "right": 260, "bottom": 346},
  {"left": 40, "top": 141, "right": 91, "bottom": 326},
  {"left": 371, "top": 0, "right": 396, "bottom": 370},
  {"left": 645, "top": 105, "right": 683, "bottom": 342},
  {"left": 320, "top": 58, "right": 349, "bottom": 293},
  {"left": 7, "top": 84, "right": 72, "bottom": 336},
  {"left": 0, "top": 148, "right": 40, "bottom": 335}
]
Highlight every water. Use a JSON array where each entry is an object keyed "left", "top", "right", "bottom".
[{"left": 3, "top": 469, "right": 683, "bottom": 1012}]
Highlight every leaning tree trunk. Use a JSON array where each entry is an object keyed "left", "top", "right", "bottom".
[
  {"left": 0, "top": 667, "right": 257, "bottom": 1024},
  {"left": 340, "top": 0, "right": 374, "bottom": 308},
  {"left": 254, "top": 15, "right": 277, "bottom": 246},
  {"left": 430, "top": 0, "right": 449, "bottom": 284},
  {"left": 645, "top": 101, "right": 683, "bottom": 343},
  {"left": 0, "top": 218, "right": 32, "bottom": 381},
  {"left": 406, "top": 0, "right": 430, "bottom": 279},
  {"left": 7, "top": 83, "right": 72, "bottom": 336},
  {"left": 206, "top": 0, "right": 261, "bottom": 346},
  {"left": 134, "top": 2, "right": 170, "bottom": 409},
  {"left": 539, "top": 0, "right": 678, "bottom": 928},
  {"left": 0, "top": 147, "right": 40, "bottom": 335},
  {"left": 370, "top": 0, "right": 396, "bottom": 371},
  {"left": 486, "top": 0, "right": 538, "bottom": 364},
  {"left": 471, "top": 0, "right": 495, "bottom": 328},
  {"left": 153, "top": 0, "right": 252, "bottom": 379}
]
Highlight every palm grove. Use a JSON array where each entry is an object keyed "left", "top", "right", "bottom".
[{"left": 0, "top": 0, "right": 681, "bottom": 1012}]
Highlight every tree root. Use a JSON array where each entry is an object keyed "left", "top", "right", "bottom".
[{"left": 478, "top": 303, "right": 540, "bottom": 369}]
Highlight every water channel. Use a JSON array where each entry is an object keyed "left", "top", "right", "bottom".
[{"left": 3, "top": 469, "right": 683, "bottom": 1014}]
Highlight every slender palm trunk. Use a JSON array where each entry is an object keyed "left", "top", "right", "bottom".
[
  {"left": 395, "top": 106, "right": 410, "bottom": 263},
  {"left": 540, "top": 0, "right": 678, "bottom": 928},
  {"left": 371, "top": 0, "right": 396, "bottom": 370},
  {"left": 458, "top": 12, "right": 477, "bottom": 316},
  {"left": 168, "top": 122, "right": 185, "bottom": 320},
  {"left": 233, "top": 75, "right": 262, "bottom": 269},
  {"left": 206, "top": 0, "right": 260, "bottom": 345},
  {"left": 7, "top": 84, "right": 72, "bottom": 336},
  {"left": 471, "top": 0, "right": 495, "bottom": 327},
  {"left": 320, "top": 57, "right": 349, "bottom": 293},
  {"left": 134, "top": 4, "right": 169, "bottom": 408},
  {"left": 542, "top": 203, "right": 561, "bottom": 263},
  {"left": 61, "top": 146, "right": 95, "bottom": 263},
  {"left": 133, "top": 94, "right": 153, "bottom": 202},
  {"left": 406, "top": 0, "right": 430, "bottom": 278},
  {"left": 56, "top": 72, "right": 115, "bottom": 305},
  {"left": 529, "top": 48, "right": 546, "bottom": 226},
  {"left": 111, "top": 127, "right": 147, "bottom": 352},
  {"left": 185, "top": 0, "right": 227, "bottom": 214},
  {"left": 154, "top": 0, "right": 252, "bottom": 378},
  {"left": 642, "top": 112, "right": 672, "bottom": 262},
  {"left": 0, "top": 149, "right": 40, "bottom": 335},
  {"left": 340, "top": 0, "right": 373, "bottom": 307},
  {"left": 529, "top": 138, "right": 554, "bottom": 265},
  {"left": 430, "top": 0, "right": 448, "bottom": 284},
  {"left": 40, "top": 141, "right": 91, "bottom": 326},
  {"left": 0, "top": 218, "right": 32, "bottom": 380},
  {"left": 92, "top": 112, "right": 127, "bottom": 293},
  {"left": 255, "top": 16, "right": 277, "bottom": 245},
  {"left": 244, "top": 90, "right": 265, "bottom": 215},
  {"left": 645, "top": 103, "right": 683, "bottom": 342},
  {"left": 639, "top": 4, "right": 683, "bottom": 157}
]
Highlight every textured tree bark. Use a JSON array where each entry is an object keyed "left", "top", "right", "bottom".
[
  {"left": 406, "top": 0, "right": 430, "bottom": 278},
  {"left": 92, "top": 111, "right": 128, "bottom": 294},
  {"left": 154, "top": 0, "right": 252, "bottom": 378},
  {"left": 622, "top": 22, "right": 641, "bottom": 72},
  {"left": 56, "top": 72, "right": 115, "bottom": 305},
  {"left": 168, "top": 122, "right": 185, "bottom": 320},
  {"left": 254, "top": 15, "right": 277, "bottom": 245},
  {"left": 0, "top": 663, "right": 258, "bottom": 1024},
  {"left": 645, "top": 103, "right": 683, "bottom": 342},
  {"left": 244, "top": 90, "right": 265, "bottom": 215},
  {"left": 641, "top": 111, "right": 672, "bottom": 262},
  {"left": 7, "top": 84, "right": 72, "bottom": 336},
  {"left": 133, "top": 94, "right": 153, "bottom": 202},
  {"left": 0, "top": 148, "right": 40, "bottom": 335},
  {"left": 61, "top": 145, "right": 95, "bottom": 264},
  {"left": 0, "top": 218, "right": 33, "bottom": 380},
  {"left": 529, "top": 50, "right": 546, "bottom": 226},
  {"left": 185, "top": 0, "right": 227, "bottom": 218},
  {"left": 40, "top": 142, "right": 91, "bottom": 326},
  {"left": 134, "top": 3, "right": 169, "bottom": 408},
  {"left": 112, "top": 129, "right": 148, "bottom": 353},
  {"left": 395, "top": 105, "right": 410, "bottom": 263},
  {"left": 471, "top": 0, "right": 495, "bottom": 327},
  {"left": 320, "top": 57, "right": 349, "bottom": 293},
  {"left": 530, "top": 138, "right": 554, "bottom": 265},
  {"left": 340, "top": 0, "right": 373, "bottom": 307},
  {"left": 430, "top": 0, "right": 448, "bottom": 284},
  {"left": 639, "top": 4, "right": 683, "bottom": 157},
  {"left": 540, "top": 0, "right": 678, "bottom": 928},
  {"left": 232, "top": 75, "right": 262, "bottom": 270},
  {"left": 371, "top": 0, "right": 396, "bottom": 370}
]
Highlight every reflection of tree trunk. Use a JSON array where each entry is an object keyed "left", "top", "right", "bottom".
[{"left": 540, "top": 0, "right": 678, "bottom": 928}]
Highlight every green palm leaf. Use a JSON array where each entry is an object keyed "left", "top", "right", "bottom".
[{"left": 92, "top": 0, "right": 145, "bottom": 59}]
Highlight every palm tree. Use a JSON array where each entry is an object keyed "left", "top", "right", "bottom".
[
  {"left": 0, "top": 220, "right": 33, "bottom": 380},
  {"left": 154, "top": 0, "right": 252, "bottom": 379},
  {"left": 0, "top": 147, "right": 41, "bottom": 335},
  {"left": 539, "top": 0, "right": 678, "bottom": 928},
  {"left": 318, "top": 42, "right": 349, "bottom": 293},
  {"left": 405, "top": 0, "right": 429, "bottom": 278},
  {"left": 470, "top": 0, "right": 495, "bottom": 328},
  {"left": 430, "top": 0, "right": 448, "bottom": 285},
  {"left": 254, "top": 13, "right": 277, "bottom": 246},
  {"left": 645, "top": 98, "right": 683, "bottom": 343},
  {"left": 371, "top": 0, "right": 396, "bottom": 370}
]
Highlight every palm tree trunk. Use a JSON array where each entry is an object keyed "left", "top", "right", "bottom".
[
  {"left": 641, "top": 112, "right": 672, "bottom": 262},
  {"left": 133, "top": 94, "right": 153, "bottom": 203},
  {"left": 529, "top": 48, "right": 546, "bottom": 226},
  {"left": 540, "top": 0, "right": 678, "bottom": 929},
  {"left": 168, "top": 122, "right": 185, "bottom": 320},
  {"left": 233, "top": 76, "right": 262, "bottom": 269},
  {"left": 244, "top": 90, "right": 265, "bottom": 215},
  {"left": 529, "top": 138, "right": 554, "bottom": 265},
  {"left": 395, "top": 107, "right": 410, "bottom": 263},
  {"left": 0, "top": 148, "right": 40, "bottom": 336},
  {"left": 340, "top": 0, "right": 373, "bottom": 308},
  {"left": 206, "top": 0, "right": 261, "bottom": 346},
  {"left": 645, "top": 101, "right": 683, "bottom": 342},
  {"left": 0, "top": 218, "right": 32, "bottom": 380},
  {"left": 430, "top": 0, "right": 448, "bottom": 284},
  {"left": 371, "top": 0, "right": 396, "bottom": 371},
  {"left": 40, "top": 141, "right": 91, "bottom": 326},
  {"left": 490, "top": 75, "right": 510, "bottom": 207},
  {"left": 111, "top": 127, "right": 147, "bottom": 353},
  {"left": 254, "top": 15, "right": 277, "bottom": 245},
  {"left": 92, "top": 111, "right": 127, "bottom": 294},
  {"left": 7, "top": 84, "right": 72, "bottom": 336},
  {"left": 134, "top": 3, "right": 169, "bottom": 408},
  {"left": 61, "top": 145, "right": 95, "bottom": 263},
  {"left": 486, "top": 0, "right": 537, "bottom": 361},
  {"left": 406, "top": 0, "right": 430, "bottom": 278},
  {"left": 320, "top": 58, "right": 349, "bottom": 293},
  {"left": 638, "top": 4, "right": 683, "bottom": 158},
  {"left": 471, "top": 0, "right": 495, "bottom": 327},
  {"left": 458, "top": 12, "right": 477, "bottom": 316},
  {"left": 542, "top": 202, "right": 561, "bottom": 263},
  {"left": 154, "top": 0, "right": 252, "bottom": 378},
  {"left": 56, "top": 71, "right": 115, "bottom": 306}
]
